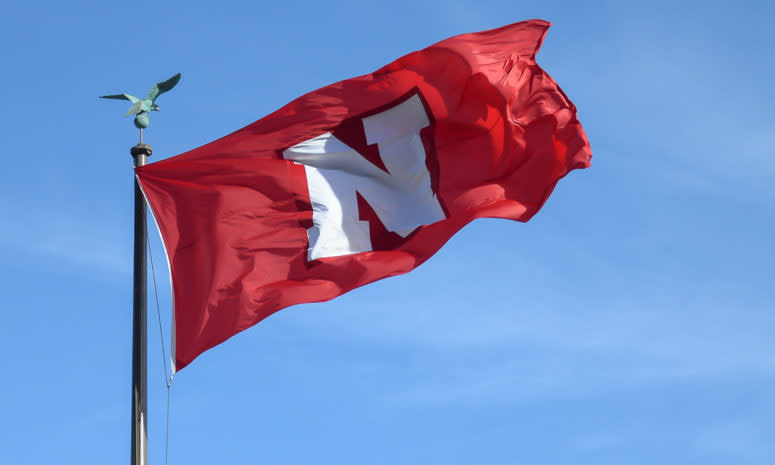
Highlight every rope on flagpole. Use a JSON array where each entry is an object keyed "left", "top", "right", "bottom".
[
  {"left": 146, "top": 221, "right": 173, "bottom": 465},
  {"left": 145, "top": 221, "right": 170, "bottom": 384},
  {"left": 165, "top": 382, "right": 171, "bottom": 465}
]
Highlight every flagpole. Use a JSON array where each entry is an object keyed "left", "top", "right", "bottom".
[
  {"left": 131, "top": 141, "right": 152, "bottom": 465},
  {"left": 100, "top": 74, "right": 180, "bottom": 465}
]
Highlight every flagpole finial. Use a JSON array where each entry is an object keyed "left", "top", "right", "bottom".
[{"left": 100, "top": 72, "right": 181, "bottom": 138}]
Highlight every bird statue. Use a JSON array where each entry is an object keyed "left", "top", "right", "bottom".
[{"left": 100, "top": 73, "right": 181, "bottom": 135}]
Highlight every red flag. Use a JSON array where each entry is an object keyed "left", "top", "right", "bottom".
[{"left": 136, "top": 19, "right": 592, "bottom": 372}]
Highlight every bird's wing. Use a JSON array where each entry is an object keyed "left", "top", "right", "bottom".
[
  {"left": 125, "top": 100, "right": 144, "bottom": 116},
  {"left": 145, "top": 73, "right": 181, "bottom": 102},
  {"left": 100, "top": 93, "right": 140, "bottom": 103}
]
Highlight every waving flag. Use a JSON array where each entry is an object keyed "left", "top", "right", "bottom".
[{"left": 136, "top": 19, "right": 592, "bottom": 371}]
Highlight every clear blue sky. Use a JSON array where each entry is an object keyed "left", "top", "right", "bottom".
[{"left": 1, "top": 1, "right": 773, "bottom": 464}]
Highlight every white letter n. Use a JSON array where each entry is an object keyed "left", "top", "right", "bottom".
[{"left": 282, "top": 93, "right": 445, "bottom": 260}]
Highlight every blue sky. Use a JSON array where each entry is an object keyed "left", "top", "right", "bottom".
[{"left": 1, "top": 1, "right": 773, "bottom": 464}]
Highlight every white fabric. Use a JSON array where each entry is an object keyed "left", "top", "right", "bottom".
[{"left": 283, "top": 94, "right": 445, "bottom": 260}]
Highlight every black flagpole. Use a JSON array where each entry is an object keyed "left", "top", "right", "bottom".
[
  {"left": 100, "top": 73, "right": 180, "bottom": 465},
  {"left": 131, "top": 140, "right": 152, "bottom": 465}
]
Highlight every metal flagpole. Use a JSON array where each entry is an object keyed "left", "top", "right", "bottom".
[
  {"left": 131, "top": 140, "right": 152, "bottom": 465},
  {"left": 100, "top": 72, "right": 180, "bottom": 465}
]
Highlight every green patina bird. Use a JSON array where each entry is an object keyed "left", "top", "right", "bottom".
[{"left": 100, "top": 73, "right": 181, "bottom": 129}]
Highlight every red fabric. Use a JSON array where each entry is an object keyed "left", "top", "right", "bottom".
[{"left": 136, "top": 19, "right": 592, "bottom": 371}]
